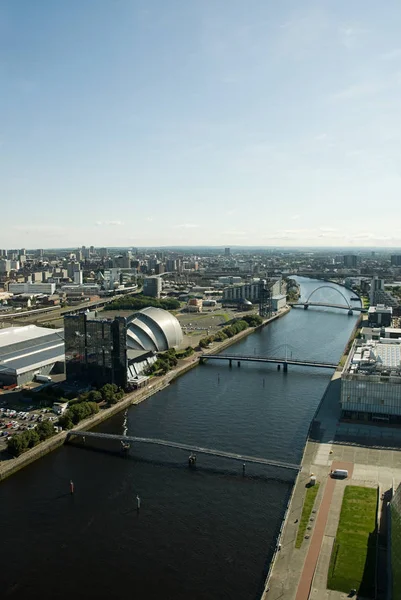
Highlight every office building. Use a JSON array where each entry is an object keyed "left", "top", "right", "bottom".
[
  {"left": 143, "top": 276, "right": 162, "bottom": 298},
  {"left": 225, "top": 248, "right": 231, "bottom": 256},
  {"left": 73, "top": 270, "right": 83, "bottom": 285},
  {"left": 9, "top": 282, "right": 56, "bottom": 295},
  {"left": 0, "top": 259, "right": 11, "bottom": 274},
  {"left": 341, "top": 338, "right": 401, "bottom": 423},
  {"left": 343, "top": 254, "right": 358, "bottom": 268},
  {"left": 64, "top": 313, "right": 128, "bottom": 387},
  {"left": 367, "top": 305, "right": 393, "bottom": 327},
  {"left": 223, "top": 279, "right": 281, "bottom": 303},
  {"left": 0, "top": 325, "right": 64, "bottom": 386},
  {"left": 391, "top": 255, "right": 401, "bottom": 267}
]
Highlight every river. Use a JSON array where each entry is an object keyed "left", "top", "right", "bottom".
[{"left": 0, "top": 278, "right": 359, "bottom": 600}]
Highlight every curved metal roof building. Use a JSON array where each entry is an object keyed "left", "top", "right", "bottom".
[{"left": 126, "top": 307, "right": 183, "bottom": 352}]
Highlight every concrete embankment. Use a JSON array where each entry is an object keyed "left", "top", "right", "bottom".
[
  {"left": 260, "top": 315, "right": 361, "bottom": 600},
  {"left": 0, "top": 307, "right": 291, "bottom": 482}
]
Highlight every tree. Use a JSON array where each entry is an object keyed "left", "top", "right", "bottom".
[
  {"left": 58, "top": 414, "right": 73, "bottom": 430},
  {"left": 88, "top": 390, "right": 103, "bottom": 403},
  {"left": 36, "top": 420, "right": 55, "bottom": 441}
]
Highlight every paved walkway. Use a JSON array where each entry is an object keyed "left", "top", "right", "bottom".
[
  {"left": 262, "top": 373, "right": 401, "bottom": 600},
  {"left": 295, "top": 462, "right": 354, "bottom": 600}
]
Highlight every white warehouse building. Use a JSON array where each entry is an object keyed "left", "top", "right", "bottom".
[
  {"left": 0, "top": 325, "right": 65, "bottom": 386},
  {"left": 341, "top": 338, "right": 401, "bottom": 424}
]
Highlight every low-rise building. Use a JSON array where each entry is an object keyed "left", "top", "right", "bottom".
[
  {"left": 367, "top": 304, "right": 393, "bottom": 327},
  {"left": 187, "top": 298, "right": 203, "bottom": 312},
  {"left": 341, "top": 338, "right": 401, "bottom": 424},
  {"left": 0, "top": 325, "right": 65, "bottom": 386},
  {"left": 9, "top": 282, "right": 56, "bottom": 295},
  {"left": 271, "top": 295, "right": 287, "bottom": 311}
]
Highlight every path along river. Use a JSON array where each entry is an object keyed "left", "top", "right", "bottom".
[{"left": 0, "top": 278, "right": 360, "bottom": 600}]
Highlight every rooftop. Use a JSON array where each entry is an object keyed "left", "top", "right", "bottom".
[
  {"left": 0, "top": 325, "right": 63, "bottom": 350},
  {"left": 344, "top": 339, "right": 401, "bottom": 377}
]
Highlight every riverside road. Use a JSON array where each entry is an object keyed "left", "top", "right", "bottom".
[{"left": 0, "top": 278, "right": 360, "bottom": 600}]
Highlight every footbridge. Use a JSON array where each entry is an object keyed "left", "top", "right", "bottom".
[
  {"left": 67, "top": 431, "right": 300, "bottom": 471},
  {"left": 201, "top": 354, "right": 337, "bottom": 371}
]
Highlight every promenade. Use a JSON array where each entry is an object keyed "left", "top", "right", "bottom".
[{"left": 262, "top": 373, "right": 401, "bottom": 600}]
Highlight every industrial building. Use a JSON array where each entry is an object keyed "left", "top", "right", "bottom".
[
  {"left": 341, "top": 338, "right": 401, "bottom": 423},
  {"left": 126, "top": 307, "right": 183, "bottom": 352},
  {"left": 0, "top": 325, "right": 65, "bottom": 386}
]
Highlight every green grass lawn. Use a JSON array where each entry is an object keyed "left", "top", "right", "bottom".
[
  {"left": 328, "top": 486, "right": 377, "bottom": 596},
  {"left": 295, "top": 483, "right": 320, "bottom": 548}
]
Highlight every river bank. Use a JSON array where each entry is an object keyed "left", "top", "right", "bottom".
[
  {"left": 260, "top": 312, "right": 362, "bottom": 599},
  {"left": 0, "top": 306, "right": 291, "bottom": 482}
]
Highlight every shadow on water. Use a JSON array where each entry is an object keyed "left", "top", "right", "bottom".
[{"left": 67, "top": 442, "right": 297, "bottom": 485}]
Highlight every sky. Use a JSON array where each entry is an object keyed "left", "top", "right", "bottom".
[{"left": 1, "top": 1, "right": 401, "bottom": 249}]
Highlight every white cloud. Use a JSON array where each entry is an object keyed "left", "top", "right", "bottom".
[
  {"left": 95, "top": 220, "right": 123, "bottom": 226},
  {"left": 175, "top": 223, "right": 199, "bottom": 229}
]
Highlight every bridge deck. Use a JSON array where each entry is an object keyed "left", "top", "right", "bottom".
[
  {"left": 68, "top": 431, "right": 300, "bottom": 471},
  {"left": 289, "top": 301, "right": 364, "bottom": 311},
  {"left": 202, "top": 355, "right": 337, "bottom": 369}
]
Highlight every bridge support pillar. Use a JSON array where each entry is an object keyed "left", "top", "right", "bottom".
[
  {"left": 303, "top": 304, "right": 309, "bottom": 310},
  {"left": 229, "top": 359, "right": 232, "bottom": 368},
  {"left": 237, "top": 361, "right": 240, "bottom": 367},
  {"left": 283, "top": 362, "right": 288, "bottom": 373},
  {"left": 348, "top": 309, "right": 353, "bottom": 315}
]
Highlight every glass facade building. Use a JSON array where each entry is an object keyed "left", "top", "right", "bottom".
[
  {"left": 64, "top": 313, "right": 127, "bottom": 388},
  {"left": 341, "top": 339, "right": 401, "bottom": 424}
]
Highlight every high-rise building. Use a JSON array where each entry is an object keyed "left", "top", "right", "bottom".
[
  {"left": 143, "top": 276, "right": 162, "bottom": 298},
  {"left": 343, "top": 254, "right": 358, "bottom": 268},
  {"left": 369, "top": 276, "right": 385, "bottom": 305},
  {"left": 73, "top": 270, "right": 83, "bottom": 285},
  {"left": 391, "top": 255, "right": 401, "bottom": 267},
  {"left": 0, "top": 259, "right": 11, "bottom": 274},
  {"left": 64, "top": 313, "right": 127, "bottom": 387},
  {"left": 225, "top": 247, "right": 231, "bottom": 256}
]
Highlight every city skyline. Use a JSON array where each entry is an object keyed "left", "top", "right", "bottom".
[{"left": 2, "top": 1, "right": 401, "bottom": 248}]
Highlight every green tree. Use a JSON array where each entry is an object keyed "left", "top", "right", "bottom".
[
  {"left": 88, "top": 390, "right": 103, "bottom": 403},
  {"left": 58, "top": 414, "right": 73, "bottom": 430},
  {"left": 36, "top": 420, "right": 55, "bottom": 441}
]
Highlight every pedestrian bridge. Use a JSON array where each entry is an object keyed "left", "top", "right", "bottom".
[
  {"left": 66, "top": 431, "right": 300, "bottom": 471},
  {"left": 201, "top": 354, "right": 337, "bottom": 370}
]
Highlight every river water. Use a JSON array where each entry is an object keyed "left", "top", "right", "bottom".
[{"left": 0, "top": 278, "right": 359, "bottom": 600}]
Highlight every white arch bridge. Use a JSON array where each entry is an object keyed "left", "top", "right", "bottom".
[
  {"left": 289, "top": 285, "right": 365, "bottom": 313},
  {"left": 66, "top": 431, "right": 300, "bottom": 472}
]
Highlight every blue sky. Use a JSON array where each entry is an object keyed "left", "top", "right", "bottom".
[{"left": 1, "top": 1, "right": 401, "bottom": 248}]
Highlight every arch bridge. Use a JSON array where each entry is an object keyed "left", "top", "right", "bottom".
[{"left": 289, "top": 285, "right": 365, "bottom": 314}]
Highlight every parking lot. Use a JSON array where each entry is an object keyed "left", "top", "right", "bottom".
[{"left": 0, "top": 406, "right": 59, "bottom": 453}]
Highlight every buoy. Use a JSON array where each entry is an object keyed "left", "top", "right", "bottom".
[{"left": 69, "top": 480, "right": 74, "bottom": 495}]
